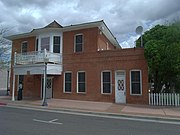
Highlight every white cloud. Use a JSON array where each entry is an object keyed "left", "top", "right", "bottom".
[
  {"left": 120, "top": 35, "right": 139, "bottom": 48},
  {"left": 0, "top": 0, "right": 180, "bottom": 48}
]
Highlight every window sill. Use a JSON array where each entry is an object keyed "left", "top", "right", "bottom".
[
  {"left": 130, "top": 94, "right": 142, "bottom": 96},
  {"left": 101, "top": 93, "right": 112, "bottom": 95},
  {"left": 74, "top": 51, "right": 83, "bottom": 54},
  {"left": 64, "top": 92, "right": 72, "bottom": 94},
  {"left": 77, "top": 92, "right": 86, "bottom": 94}
]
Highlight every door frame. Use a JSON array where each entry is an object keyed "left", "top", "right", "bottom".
[
  {"left": 41, "top": 76, "right": 53, "bottom": 99},
  {"left": 17, "top": 75, "right": 24, "bottom": 100},
  {"left": 115, "top": 70, "right": 126, "bottom": 103}
]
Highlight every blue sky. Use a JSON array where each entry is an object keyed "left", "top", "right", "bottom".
[{"left": 0, "top": 0, "right": 180, "bottom": 48}]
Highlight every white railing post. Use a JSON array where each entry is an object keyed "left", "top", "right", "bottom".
[
  {"left": 175, "top": 94, "right": 177, "bottom": 106},
  {"left": 178, "top": 94, "right": 180, "bottom": 106},
  {"left": 172, "top": 93, "right": 174, "bottom": 106},
  {"left": 151, "top": 93, "right": 153, "bottom": 105},
  {"left": 149, "top": 93, "right": 151, "bottom": 105},
  {"left": 159, "top": 93, "right": 161, "bottom": 105},
  {"left": 167, "top": 93, "right": 168, "bottom": 106},
  {"left": 161, "top": 93, "right": 163, "bottom": 106},
  {"left": 164, "top": 93, "right": 166, "bottom": 106},
  {"left": 156, "top": 93, "right": 158, "bottom": 105},
  {"left": 153, "top": 93, "right": 156, "bottom": 105},
  {"left": 169, "top": 93, "right": 171, "bottom": 106},
  {"left": 44, "top": 49, "right": 47, "bottom": 59}
]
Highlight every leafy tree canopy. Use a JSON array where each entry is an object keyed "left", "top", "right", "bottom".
[{"left": 136, "top": 22, "right": 180, "bottom": 93}]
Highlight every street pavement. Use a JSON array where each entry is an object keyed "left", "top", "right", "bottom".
[
  {"left": 1, "top": 106, "right": 180, "bottom": 135},
  {"left": 0, "top": 96, "right": 180, "bottom": 120}
]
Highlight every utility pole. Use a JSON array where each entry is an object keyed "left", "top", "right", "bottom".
[{"left": 42, "top": 49, "right": 48, "bottom": 106}]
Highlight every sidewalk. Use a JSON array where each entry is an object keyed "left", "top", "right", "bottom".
[{"left": 0, "top": 96, "right": 180, "bottom": 119}]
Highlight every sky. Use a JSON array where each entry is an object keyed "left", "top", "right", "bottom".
[{"left": 0, "top": 0, "right": 180, "bottom": 48}]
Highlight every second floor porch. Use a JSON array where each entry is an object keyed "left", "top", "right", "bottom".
[
  {"left": 13, "top": 49, "right": 62, "bottom": 75},
  {"left": 14, "top": 49, "right": 62, "bottom": 65}
]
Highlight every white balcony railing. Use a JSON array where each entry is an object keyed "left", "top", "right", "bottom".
[{"left": 14, "top": 49, "right": 62, "bottom": 65}]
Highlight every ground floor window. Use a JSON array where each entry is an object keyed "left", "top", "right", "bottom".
[
  {"left": 77, "top": 71, "right": 86, "bottom": 93},
  {"left": 130, "top": 70, "right": 142, "bottom": 95},
  {"left": 101, "top": 71, "right": 111, "bottom": 94},
  {"left": 64, "top": 72, "right": 72, "bottom": 93}
]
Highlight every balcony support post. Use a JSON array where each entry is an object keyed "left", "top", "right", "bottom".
[
  {"left": 12, "top": 73, "right": 15, "bottom": 101},
  {"left": 12, "top": 52, "right": 17, "bottom": 101}
]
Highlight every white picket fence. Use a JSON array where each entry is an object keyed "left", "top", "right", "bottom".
[{"left": 149, "top": 93, "right": 180, "bottom": 106}]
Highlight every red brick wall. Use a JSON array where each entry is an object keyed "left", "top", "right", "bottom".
[
  {"left": 63, "top": 27, "right": 98, "bottom": 54},
  {"left": 10, "top": 36, "right": 38, "bottom": 98},
  {"left": 61, "top": 27, "right": 148, "bottom": 104},
  {"left": 53, "top": 75, "right": 63, "bottom": 98},
  {"left": 23, "top": 75, "right": 41, "bottom": 98},
  {"left": 97, "top": 31, "right": 117, "bottom": 51}
]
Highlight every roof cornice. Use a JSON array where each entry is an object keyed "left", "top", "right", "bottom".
[{"left": 5, "top": 20, "right": 120, "bottom": 48}]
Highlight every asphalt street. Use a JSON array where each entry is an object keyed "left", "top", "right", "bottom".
[{"left": 0, "top": 106, "right": 180, "bottom": 135}]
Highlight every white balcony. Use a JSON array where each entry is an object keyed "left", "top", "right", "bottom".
[
  {"left": 15, "top": 49, "right": 62, "bottom": 65},
  {"left": 13, "top": 49, "right": 62, "bottom": 75}
]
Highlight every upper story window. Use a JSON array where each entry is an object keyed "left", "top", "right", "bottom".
[
  {"left": 41, "top": 37, "right": 50, "bottom": 51},
  {"left": 36, "top": 39, "right": 38, "bottom": 51},
  {"left": 21, "top": 42, "right": 28, "bottom": 53},
  {"left": 74, "top": 34, "right": 83, "bottom": 52},
  {"left": 53, "top": 36, "right": 60, "bottom": 53},
  {"left": 130, "top": 70, "right": 142, "bottom": 95}
]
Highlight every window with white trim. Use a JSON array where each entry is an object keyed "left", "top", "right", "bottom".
[
  {"left": 36, "top": 39, "right": 38, "bottom": 51},
  {"left": 74, "top": 34, "right": 83, "bottom": 52},
  {"left": 77, "top": 71, "right": 86, "bottom": 93},
  {"left": 53, "top": 36, "right": 60, "bottom": 53},
  {"left": 64, "top": 72, "right": 72, "bottom": 93},
  {"left": 101, "top": 71, "right": 111, "bottom": 94},
  {"left": 21, "top": 42, "right": 28, "bottom": 53},
  {"left": 130, "top": 70, "right": 142, "bottom": 95},
  {"left": 41, "top": 37, "right": 50, "bottom": 51}
]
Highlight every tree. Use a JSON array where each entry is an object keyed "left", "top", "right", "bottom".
[
  {"left": 0, "top": 27, "right": 11, "bottom": 69},
  {"left": 136, "top": 22, "right": 180, "bottom": 93}
]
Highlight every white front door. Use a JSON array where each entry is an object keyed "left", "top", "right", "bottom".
[
  {"left": 46, "top": 78, "right": 52, "bottom": 99},
  {"left": 42, "top": 77, "right": 53, "bottom": 99},
  {"left": 115, "top": 71, "right": 126, "bottom": 103}
]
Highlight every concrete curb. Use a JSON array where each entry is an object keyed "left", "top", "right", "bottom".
[{"left": 3, "top": 101, "right": 180, "bottom": 123}]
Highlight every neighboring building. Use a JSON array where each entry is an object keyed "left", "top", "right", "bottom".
[
  {"left": 0, "top": 69, "right": 7, "bottom": 91},
  {"left": 0, "top": 68, "right": 10, "bottom": 96},
  {"left": 7, "top": 20, "right": 148, "bottom": 104}
]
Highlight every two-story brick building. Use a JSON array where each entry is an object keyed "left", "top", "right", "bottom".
[{"left": 7, "top": 20, "right": 148, "bottom": 104}]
